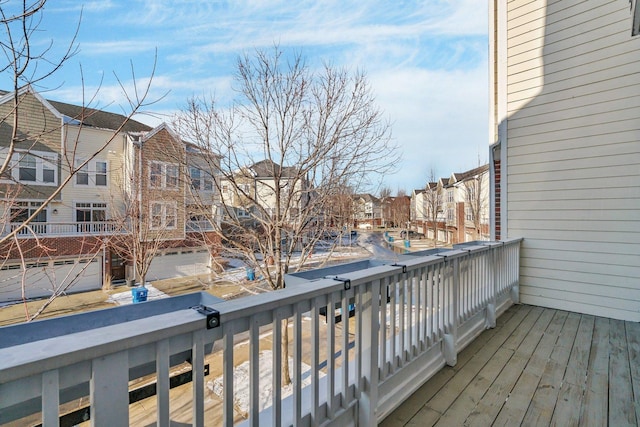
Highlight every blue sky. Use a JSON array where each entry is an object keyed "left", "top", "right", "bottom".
[{"left": 5, "top": 0, "right": 489, "bottom": 194}]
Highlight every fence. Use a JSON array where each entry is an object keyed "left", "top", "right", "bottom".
[{"left": 0, "top": 238, "right": 521, "bottom": 426}]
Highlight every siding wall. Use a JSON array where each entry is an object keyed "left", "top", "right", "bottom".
[{"left": 503, "top": 0, "right": 640, "bottom": 320}]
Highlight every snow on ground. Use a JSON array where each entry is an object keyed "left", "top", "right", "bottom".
[
  {"left": 107, "top": 284, "right": 168, "bottom": 305},
  {"left": 208, "top": 350, "right": 321, "bottom": 418}
]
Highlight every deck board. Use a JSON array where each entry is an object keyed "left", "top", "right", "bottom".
[{"left": 381, "top": 304, "right": 640, "bottom": 427}]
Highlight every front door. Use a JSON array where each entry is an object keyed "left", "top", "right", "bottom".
[{"left": 110, "top": 251, "right": 126, "bottom": 282}]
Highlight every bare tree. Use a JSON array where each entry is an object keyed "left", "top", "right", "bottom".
[
  {"left": 424, "top": 170, "right": 442, "bottom": 245},
  {"left": 173, "top": 46, "right": 398, "bottom": 384},
  {"left": 0, "top": 1, "right": 157, "bottom": 320}
]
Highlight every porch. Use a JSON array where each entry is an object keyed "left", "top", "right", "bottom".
[
  {"left": 381, "top": 303, "right": 640, "bottom": 426},
  {"left": 6, "top": 238, "right": 632, "bottom": 426}
]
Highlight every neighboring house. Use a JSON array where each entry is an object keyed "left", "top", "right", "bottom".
[
  {"left": 490, "top": 0, "right": 640, "bottom": 321},
  {"left": 219, "top": 159, "right": 306, "bottom": 223},
  {"left": 0, "top": 87, "right": 219, "bottom": 302},
  {"left": 410, "top": 189, "right": 426, "bottom": 223},
  {"left": 352, "top": 193, "right": 382, "bottom": 229},
  {"left": 411, "top": 165, "right": 490, "bottom": 244}
]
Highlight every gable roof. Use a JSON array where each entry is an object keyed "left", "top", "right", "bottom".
[{"left": 0, "top": 87, "right": 151, "bottom": 133}]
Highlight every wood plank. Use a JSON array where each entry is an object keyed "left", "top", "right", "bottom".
[
  {"left": 433, "top": 347, "right": 513, "bottom": 426},
  {"left": 378, "top": 304, "right": 526, "bottom": 427},
  {"left": 464, "top": 307, "right": 556, "bottom": 425},
  {"left": 492, "top": 310, "right": 568, "bottom": 426},
  {"left": 522, "top": 311, "right": 581, "bottom": 425},
  {"left": 580, "top": 317, "right": 609, "bottom": 425},
  {"left": 424, "top": 306, "right": 541, "bottom": 415},
  {"left": 609, "top": 319, "right": 636, "bottom": 426},
  {"left": 552, "top": 314, "right": 594, "bottom": 426},
  {"left": 626, "top": 321, "right": 640, "bottom": 424}
]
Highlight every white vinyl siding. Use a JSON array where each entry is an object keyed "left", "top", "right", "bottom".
[{"left": 503, "top": 0, "right": 640, "bottom": 321}]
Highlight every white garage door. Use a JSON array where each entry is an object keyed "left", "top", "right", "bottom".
[
  {"left": 147, "top": 249, "right": 211, "bottom": 282},
  {"left": 0, "top": 257, "right": 102, "bottom": 303}
]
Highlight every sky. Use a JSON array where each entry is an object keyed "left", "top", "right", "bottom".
[{"left": 2, "top": 0, "right": 489, "bottom": 194}]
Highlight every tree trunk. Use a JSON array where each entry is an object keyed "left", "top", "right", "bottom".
[{"left": 281, "top": 318, "right": 291, "bottom": 386}]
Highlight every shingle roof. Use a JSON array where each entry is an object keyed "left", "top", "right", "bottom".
[
  {"left": 451, "top": 164, "right": 489, "bottom": 183},
  {"left": 49, "top": 100, "right": 152, "bottom": 133},
  {"left": 0, "top": 88, "right": 152, "bottom": 133}
]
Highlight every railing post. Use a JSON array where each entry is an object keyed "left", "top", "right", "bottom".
[
  {"left": 486, "top": 245, "right": 497, "bottom": 329},
  {"left": 90, "top": 351, "right": 129, "bottom": 427},
  {"left": 41, "top": 370, "right": 60, "bottom": 427},
  {"left": 443, "top": 257, "right": 458, "bottom": 367},
  {"left": 358, "top": 279, "right": 380, "bottom": 426},
  {"left": 509, "top": 242, "right": 520, "bottom": 304}
]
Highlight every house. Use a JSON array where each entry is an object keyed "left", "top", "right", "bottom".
[
  {"left": 489, "top": 0, "right": 640, "bottom": 322},
  {"left": 0, "top": 87, "right": 219, "bottom": 302},
  {"left": 411, "top": 164, "right": 490, "bottom": 244},
  {"left": 410, "top": 188, "right": 426, "bottom": 223},
  {"left": 219, "top": 159, "right": 307, "bottom": 224},
  {"left": 352, "top": 193, "right": 382, "bottom": 229}
]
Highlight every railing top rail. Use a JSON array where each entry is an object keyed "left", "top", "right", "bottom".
[{"left": 0, "top": 308, "right": 207, "bottom": 384}]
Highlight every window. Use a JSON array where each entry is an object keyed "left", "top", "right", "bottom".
[
  {"left": 76, "top": 202, "right": 107, "bottom": 222},
  {"left": 150, "top": 201, "right": 177, "bottom": 229},
  {"left": 95, "top": 162, "right": 107, "bottom": 186},
  {"left": 150, "top": 162, "right": 163, "bottom": 187},
  {"left": 75, "top": 159, "right": 108, "bottom": 187},
  {"left": 4, "top": 151, "right": 58, "bottom": 185},
  {"left": 166, "top": 165, "right": 178, "bottom": 188},
  {"left": 447, "top": 190, "right": 454, "bottom": 203},
  {"left": 149, "top": 161, "right": 179, "bottom": 189},
  {"left": 76, "top": 163, "right": 89, "bottom": 185},
  {"left": 190, "top": 167, "right": 214, "bottom": 191},
  {"left": 75, "top": 202, "right": 107, "bottom": 232},
  {"left": 18, "top": 154, "right": 37, "bottom": 181},
  {"left": 190, "top": 167, "right": 201, "bottom": 190},
  {"left": 42, "top": 156, "right": 56, "bottom": 183},
  {"left": 10, "top": 201, "right": 47, "bottom": 234}
]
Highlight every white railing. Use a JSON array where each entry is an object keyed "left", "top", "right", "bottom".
[
  {"left": 0, "top": 238, "right": 522, "bottom": 426},
  {"left": 1, "top": 221, "right": 123, "bottom": 237}
]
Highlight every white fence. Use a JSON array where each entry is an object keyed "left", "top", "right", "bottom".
[{"left": 0, "top": 238, "right": 522, "bottom": 426}]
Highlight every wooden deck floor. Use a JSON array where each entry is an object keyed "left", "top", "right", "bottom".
[{"left": 380, "top": 304, "right": 640, "bottom": 427}]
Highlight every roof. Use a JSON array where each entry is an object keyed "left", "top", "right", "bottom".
[
  {"left": 0, "top": 88, "right": 152, "bottom": 133},
  {"left": 250, "top": 159, "right": 298, "bottom": 178},
  {"left": 49, "top": 100, "right": 152, "bottom": 133},
  {"left": 353, "top": 193, "right": 380, "bottom": 203},
  {"left": 451, "top": 164, "right": 489, "bottom": 184}
]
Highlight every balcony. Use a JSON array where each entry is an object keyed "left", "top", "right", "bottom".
[
  {"left": 0, "top": 238, "right": 551, "bottom": 426},
  {"left": 1, "top": 219, "right": 214, "bottom": 238},
  {"left": 1, "top": 221, "right": 123, "bottom": 238}
]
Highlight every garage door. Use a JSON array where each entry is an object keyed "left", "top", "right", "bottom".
[
  {"left": 147, "top": 248, "right": 211, "bottom": 282},
  {"left": 0, "top": 257, "right": 102, "bottom": 303}
]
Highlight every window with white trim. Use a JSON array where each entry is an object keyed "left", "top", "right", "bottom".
[
  {"left": 75, "top": 159, "right": 108, "bottom": 187},
  {"left": 2, "top": 151, "right": 58, "bottom": 185},
  {"left": 149, "top": 161, "right": 179, "bottom": 189},
  {"left": 190, "top": 167, "right": 214, "bottom": 191},
  {"left": 150, "top": 201, "right": 177, "bottom": 229}
]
